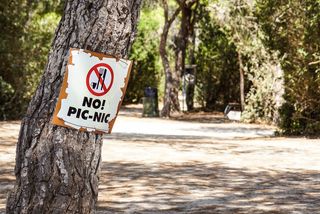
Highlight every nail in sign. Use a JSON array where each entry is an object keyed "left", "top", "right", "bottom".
[{"left": 52, "top": 48, "right": 132, "bottom": 133}]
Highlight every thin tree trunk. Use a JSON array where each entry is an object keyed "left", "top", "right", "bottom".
[
  {"left": 185, "top": 1, "right": 198, "bottom": 111},
  {"left": 6, "top": 1, "right": 141, "bottom": 213},
  {"left": 160, "top": 0, "right": 180, "bottom": 117},
  {"left": 173, "top": 2, "right": 188, "bottom": 113},
  {"left": 173, "top": 0, "right": 197, "bottom": 112},
  {"left": 238, "top": 52, "right": 245, "bottom": 111},
  {"left": 175, "top": 1, "right": 191, "bottom": 78}
]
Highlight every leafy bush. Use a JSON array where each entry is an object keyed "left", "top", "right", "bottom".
[
  {"left": 0, "top": 1, "right": 61, "bottom": 120},
  {"left": 211, "top": 0, "right": 285, "bottom": 124},
  {"left": 256, "top": 0, "right": 320, "bottom": 135},
  {"left": 0, "top": 77, "right": 15, "bottom": 120},
  {"left": 195, "top": 4, "right": 240, "bottom": 110},
  {"left": 125, "top": 7, "right": 163, "bottom": 103}
]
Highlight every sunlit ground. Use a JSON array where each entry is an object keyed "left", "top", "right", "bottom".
[{"left": 0, "top": 105, "right": 319, "bottom": 213}]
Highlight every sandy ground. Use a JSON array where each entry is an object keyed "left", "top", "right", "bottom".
[{"left": 0, "top": 105, "right": 319, "bottom": 213}]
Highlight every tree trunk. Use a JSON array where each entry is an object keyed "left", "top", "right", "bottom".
[
  {"left": 174, "top": 1, "right": 192, "bottom": 78},
  {"left": 6, "top": 1, "right": 141, "bottom": 213},
  {"left": 173, "top": 0, "right": 197, "bottom": 112},
  {"left": 185, "top": 1, "right": 198, "bottom": 111},
  {"left": 160, "top": 0, "right": 180, "bottom": 117},
  {"left": 238, "top": 52, "right": 245, "bottom": 111}
]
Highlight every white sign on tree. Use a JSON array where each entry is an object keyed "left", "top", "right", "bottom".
[{"left": 52, "top": 48, "right": 132, "bottom": 133}]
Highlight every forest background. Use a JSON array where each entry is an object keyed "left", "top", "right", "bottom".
[{"left": 0, "top": 0, "right": 319, "bottom": 136}]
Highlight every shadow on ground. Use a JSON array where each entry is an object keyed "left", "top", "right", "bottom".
[
  {"left": 0, "top": 163, "right": 15, "bottom": 213},
  {"left": 97, "top": 162, "right": 320, "bottom": 213},
  {"left": 0, "top": 117, "right": 319, "bottom": 214}
]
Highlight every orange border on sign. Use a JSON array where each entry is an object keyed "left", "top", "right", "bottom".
[{"left": 51, "top": 48, "right": 132, "bottom": 134}]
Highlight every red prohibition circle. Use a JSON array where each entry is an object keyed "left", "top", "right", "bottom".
[{"left": 86, "top": 63, "right": 114, "bottom": 96}]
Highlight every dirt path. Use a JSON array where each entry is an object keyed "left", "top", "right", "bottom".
[{"left": 0, "top": 106, "right": 319, "bottom": 213}]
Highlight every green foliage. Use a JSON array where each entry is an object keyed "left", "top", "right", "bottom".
[
  {"left": 24, "top": 12, "right": 61, "bottom": 95},
  {"left": 255, "top": 0, "right": 320, "bottom": 135},
  {"left": 0, "top": 0, "right": 62, "bottom": 120},
  {"left": 195, "top": 3, "right": 240, "bottom": 110},
  {"left": 0, "top": 77, "right": 14, "bottom": 120},
  {"left": 125, "top": 6, "right": 163, "bottom": 103},
  {"left": 211, "top": 0, "right": 284, "bottom": 123}
]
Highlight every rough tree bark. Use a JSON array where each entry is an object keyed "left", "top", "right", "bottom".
[
  {"left": 6, "top": 1, "right": 141, "bottom": 213},
  {"left": 160, "top": 0, "right": 181, "bottom": 117}
]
